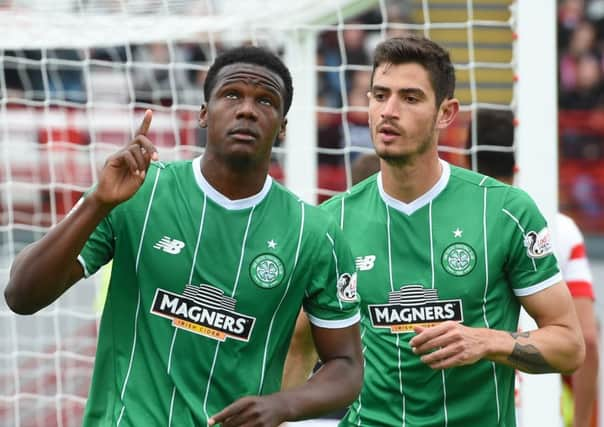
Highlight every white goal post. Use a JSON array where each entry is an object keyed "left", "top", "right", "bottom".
[
  {"left": 514, "top": 2, "right": 561, "bottom": 427},
  {"left": 0, "top": 1, "right": 564, "bottom": 426}
]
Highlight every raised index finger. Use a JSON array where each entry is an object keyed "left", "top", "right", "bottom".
[{"left": 137, "top": 109, "right": 153, "bottom": 136}]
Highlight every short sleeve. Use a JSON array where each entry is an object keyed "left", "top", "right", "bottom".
[
  {"left": 501, "top": 188, "right": 562, "bottom": 297},
  {"left": 303, "top": 219, "right": 360, "bottom": 328},
  {"left": 78, "top": 195, "right": 115, "bottom": 277},
  {"left": 554, "top": 214, "right": 594, "bottom": 299}
]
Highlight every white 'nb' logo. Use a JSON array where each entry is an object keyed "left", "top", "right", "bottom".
[
  {"left": 153, "top": 236, "right": 185, "bottom": 254},
  {"left": 355, "top": 255, "right": 376, "bottom": 271}
]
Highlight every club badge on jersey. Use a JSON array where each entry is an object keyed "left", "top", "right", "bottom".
[
  {"left": 249, "top": 253, "right": 285, "bottom": 289},
  {"left": 441, "top": 242, "right": 477, "bottom": 276},
  {"left": 524, "top": 227, "right": 553, "bottom": 259},
  {"left": 337, "top": 272, "right": 358, "bottom": 302}
]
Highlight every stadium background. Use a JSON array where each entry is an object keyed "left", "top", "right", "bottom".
[{"left": 0, "top": 0, "right": 603, "bottom": 426}]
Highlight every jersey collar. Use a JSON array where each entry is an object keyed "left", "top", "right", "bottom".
[
  {"left": 377, "top": 159, "right": 450, "bottom": 215},
  {"left": 192, "top": 156, "right": 273, "bottom": 210}
]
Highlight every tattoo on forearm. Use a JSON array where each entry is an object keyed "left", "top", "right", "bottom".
[
  {"left": 507, "top": 332, "right": 555, "bottom": 373},
  {"left": 510, "top": 331, "right": 530, "bottom": 339}
]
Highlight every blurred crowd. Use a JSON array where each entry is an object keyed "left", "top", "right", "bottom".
[
  {"left": 559, "top": 0, "right": 604, "bottom": 110},
  {"left": 558, "top": 0, "right": 604, "bottom": 230},
  {"left": 1, "top": 1, "right": 410, "bottom": 199},
  {"left": 2, "top": 0, "right": 604, "bottom": 228}
]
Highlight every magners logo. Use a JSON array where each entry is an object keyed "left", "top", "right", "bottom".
[
  {"left": 151, "top": 284, "right": 255, "bottom": 342},
  {"left": 368, "top": 284, "right": 463, "bottom": 333}
]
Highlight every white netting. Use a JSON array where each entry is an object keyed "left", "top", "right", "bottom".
[{"left": 0, "top": 1, "right": 527, "bottom": 426}]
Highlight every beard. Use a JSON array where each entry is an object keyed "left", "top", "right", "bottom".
[
  {"left": 376, "top": 126, "right": 437, "bottom": 166},
  {"left": 371, "top": 110, "right": 439, "bottom": 165}
]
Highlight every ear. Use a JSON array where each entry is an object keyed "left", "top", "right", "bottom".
[
  {"left": 277, "top": 117, "right": 287, "bottom": 142},
  {"left": 436, "top": 98, "right": 460, "bottom": 130},
  {"left": 366, "top": 92, "right": 372, "bottom": 126},
  {"left": 199, "top": 104, "right": 208, "bottom": 128}
]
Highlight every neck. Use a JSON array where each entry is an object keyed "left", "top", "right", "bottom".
[
  {"left": 380, "top": 152, "right": 443, "bottom": 204},
  {"left": 496, "top": 175, "right": 514, "bottom": 185},
  {"left": 200, "top": 154, "right": 269, "bottom": 200}
]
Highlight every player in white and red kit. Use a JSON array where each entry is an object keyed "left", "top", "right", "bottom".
[{"left": 469, "top": 109, "right": 599, "bottom": 427}]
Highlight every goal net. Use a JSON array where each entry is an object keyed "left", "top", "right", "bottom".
[{"left": 0, "top": 0, "right": 558, "bottom": 426}]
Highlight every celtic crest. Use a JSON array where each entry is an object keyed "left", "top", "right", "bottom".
[
  {"left": 441, "top": 243, "right": 477, "bottom": 276},
  {"left": 250, "top": 254, "right": 285, "bottom": 288}
]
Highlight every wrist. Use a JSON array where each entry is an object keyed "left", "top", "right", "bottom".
[
  {"left": 272, "top": 391, "right": 296, "bottom": 422},
  {"left": 483, "top": 328, "right": 515, "bottom": 361},
  {"left": 85, "top": 192, "right": 117, "bottom": 217}
]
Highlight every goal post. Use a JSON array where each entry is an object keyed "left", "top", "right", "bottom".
[{"left": 514, "top": 1, "right": 561, "bottom": 427}]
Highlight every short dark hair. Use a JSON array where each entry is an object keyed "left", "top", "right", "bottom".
[
  {"left": 203, "top": 46, "right": 294, "bottom": 115},
  {"left": 467, "top": 109, "right": 515, "bottom": 179},
  {"left": 371, "top": 35, "right": 456, "bottom": 107}
]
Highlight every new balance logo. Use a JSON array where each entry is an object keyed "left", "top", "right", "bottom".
[
  {"left": 355, "top": 255, "right": 376, "bottom": 271},
  {"left": 154, "top": 236, "right": 185, "bottom": 254}
]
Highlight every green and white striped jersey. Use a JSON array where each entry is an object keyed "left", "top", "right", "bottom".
[
  {"left": 322, "top": 160, "right": 561, "bottom": 427},
  {"left": 78, "top": 156, "right": 360, "bottom": 426}
]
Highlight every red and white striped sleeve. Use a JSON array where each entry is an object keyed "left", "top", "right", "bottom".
[{"left": 554, "top": 213, "right": 595, "bottom": 300}]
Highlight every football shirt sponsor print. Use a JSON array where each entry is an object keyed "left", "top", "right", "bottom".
[
  {"left": 151, "top": 284, "right": 256, "bottom": 342},
  {"left": 368, "top": 284, "right": 463, "bottom": 333}
]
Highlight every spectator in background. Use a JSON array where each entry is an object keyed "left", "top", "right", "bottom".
[
  {"left": 559, "top": 0, "right": 587, "bottom": 51},
  {"left": 560, "top": 20, "right": 598, "bottom": 92},
  {"left": 47, "top": 49, "right": 87, "bottom": 103},
  {"left": 343, "top": 70, "right": 372, "bottom": 159},
  {"left": 586, "top": 0, "right": 604, "bottom": 45},
  {"left": 186, "top": 43, "right": 209, "bottom": 99},
  {"left": 318, "top": 24, "right": 370, "bottom": 108},
  {"left": 3, "top": 48, "right": 86, "bottom": 103},
  {"left": 317, "top": 94, "right": 343, "bottom": 166},
  {"left": 469, "top": 109, "right": 599, "bottom": 427},
  {"left": 560, "top": 52, "right": 604, "bottom": 109},
  {"left": 572, "top": 173, "right": 603, "bottom": 218},
  {"left": 132, "top": 42, "right": 203, "bottom": 106},
  {"left": 4, "top": 50, "right": 46, "bottom": 101}
]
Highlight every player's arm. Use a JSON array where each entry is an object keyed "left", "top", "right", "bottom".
[
  {"left": 558, "top": 217, "right": 599, "bottom": 427},
  {"left": 413, "top": 191, "right": 585, "bottom": 373},
  {"left": 571, "top": 296, "right": 599, "bottom": 427},
  {"left": 411, "top": 281, "right": 585, "bottom": 374},
  {"left": 280, "top": 320, "right": 362, "bottom": 418},
  {"left": 209, "top": 322, "right": 362, "bottom": 427},
  {"left": 497, "top": 280, "right": 584, "bottom": 373},
  {"left": 4, "top": 110, "right": 157, "bottom": 314},
  {"left": 281, "top": 310, "right": 319, "bottom": 390},
  {"left": 5, "top": 195, "right": 109, "bottom": 314}
]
